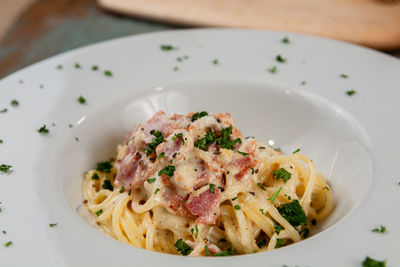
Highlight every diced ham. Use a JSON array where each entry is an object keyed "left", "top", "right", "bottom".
[
  {"left": 143, "top": 111, "right": 175, "bottom": 138},
  {"left": 168, "top": 192, "right": 192, "bottom": 217},
  {"left": 230, "top": 156, "right": 254, "bottom": 181},
  {"left": 184, "top": 187, "right": 221, "bottom": 225}
]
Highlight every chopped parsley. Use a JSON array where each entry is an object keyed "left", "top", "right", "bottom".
[
  {"left": 257, "top": 238, "right": 267, "bottom": 248},
  {"left": 158, "top": 165, "right": 175, "bottom": 177},
  {"left": 160, "top": 44, "right": 177, "bottom": 51},
  {"left": 0, "top": 139, "right": 2, "bottom": 144},
  {"left": 322, "top": 186, "right": 329, "bottom": 191},
  {"left": 194, "top": 131, "right": 216, "bottom": 150},
  {"left": 95, "top": 209, "right": 103, "bottom": 216},
  {"left": 217, "top": 125, "right": 242, "bottom": 150},
  {"left": 154, "top": 188, "right": 160, "bottom": 194},
  {"left": 275, "top": 238, "right": 284, "bottom": 248},
  {"left": 362, "top": 256, "right": 386, "bottom": 267},
  {"left": 157, "top": 152, "right": 165, "bottom": 160},
  {"left": 37, "top": 125, "right": 49, "bottom": 134},
  {"left": 74, "top": 63, "right": 81, "bottom": 69},
  {"left": 102, "top": 179, "right": 114, "bottom": 191},
  {"left": 119, "top": 186, "right": 125, "bottom": 193},
  {"left": 78, "top": 96, "right": 86, "bottom": 104},
  {"left": 191, "top": 111, "right": 208, "bottom": 121},
  {"left": 268, "top": 66, "right": 277, "bottom": 73},
  {"left": 49, "top": 223, "right": 58, "bottom": 227},
  {"left": 191, "top": 225, "right": 199, "bottom": 238},
  {"left": 4, "top": 241, "right": 12, "bottom": 247},
  {"left": 96, "top": 161, "right": 113, "bottom": 173},
  {"left": 56, "top": 64, "right": 63, "bottom": 70},
  {"left": 299, "top": 227, "right": 310, "bottom": 238},
  {"left": 340, "top": 74, "right": 349, "bottom": 78},
  {"left": 174, "top": 239, "right": 193, "bottom": 255},
  {"left": 231, "top": 196, "right": 238, "bottom": 201},
  {"left": 273, "top": 168, "right": 291, "bottom": 183},
  {"left": 212, "top": 59, "right": 219, "bottom": 65},
  {"left": 0, "top": 164, "right": 12, "bottom": 173},
  {"left": 372, "top": 225, "right": 386, "bottom": 233},
  {"left": 268, "top": 186, "right": 282, "bottom": 203},
  {"left": 276, "top": 55, "right": 286, "bottom": 63},
  {"left": 147, "top": 178, "right": 156, "bottom": 184},
  {"left": 10, "top": 99, "right": 19, "bottom": 107},
  {"left": 277, "top": 200, "right": 308, "bottom": 227},
  {"left": 91, "top": 173, "right": 99, "bottom": 180},
  {"left": 209, "top": 183, "right": 216, "bottom": 194},
  {"left": 143, "top": 130, "right": 164, "bottom": 157},
  {"left": 173, "top": 66, "right": 179, "bottom": 71},
  {"left": 292, "top": 148, "right": 300, "bottom": 154},
  {"left": 301, "top": 80, "right": 307, "bottom": 85},
  {"left": 104, "top": 70, "right": 113, "bottom": 77},
  {"left": 213, "top": 245, "right": 236, "bottom": 256},
  {"left": 346, "top": 90, "right": 356, "bottom": 96},
  {"left": 257, "top": 183, "right": 266, "bottom": 191},
  {"left": 237, "top": 151, "right": 248, "bottom": 156},
  {"left": 0, "top": 108, "right": 7, "bottom": 113},
  {"left": 273, "top": 147, "right": 281, "bottom": 152},
  {"left": 234, "top": 204, "right": 241, "bottom": 210},
  {"left": 172, "top": 133, "right": 184, "bottom": 145},
  {"left": 281, "top": 37, "right": 290, "bottom": 44},
  {"left": 92, "top": 65, "right": 98, "bottom": 71},
  {"left": 74, "top": 137, "right": 79, "bottom": 142},
  {"left": 250, "top": 167, "right": 255, "bottom": 175},
  {"left": 205, "top": 245, "right": 211, "bottom": 256},
  {"left": 274, "top": 224, "right": 283, "bottom": 235}
]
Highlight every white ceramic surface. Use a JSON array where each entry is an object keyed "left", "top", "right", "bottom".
[{"left": 0, "top": 29, "right": 399, "bottom": 266}]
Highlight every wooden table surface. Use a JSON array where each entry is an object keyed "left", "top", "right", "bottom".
[{"left": 0, "top": 0, "right": 399, "bottom": 79}]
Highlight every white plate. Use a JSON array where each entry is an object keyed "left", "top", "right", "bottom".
[{"left": 0, "top": 29, "right": 399, "bottom": 267}]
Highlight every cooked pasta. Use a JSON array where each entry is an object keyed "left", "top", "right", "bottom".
[{"left": 82, "top": 111, "right": 333, "bottom": 256}]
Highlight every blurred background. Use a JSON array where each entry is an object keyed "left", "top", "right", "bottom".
[{"left": 1, "top": 0, "right": 399, "bottom": 79}]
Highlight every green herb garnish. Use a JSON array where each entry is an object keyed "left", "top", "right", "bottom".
[
  {"left": 250, "top": 167, "right": 255, "bottom": 175},
  {"left": 173, "top": 66, "right": 179, "bottom": 71},
  {"left": 257, "top": 183, "right": 266, "bottom": 191},
  {"left": 4, "top": 241, "right": 12, "bottom": 247},
  {"left": 276, "top": 55, "right": 286, "bottom": 63},
  {"left": 292, "top": 148, "right": 300, "bottom": 154},
  {"left": 362, "top": 256, "right": 386, "bottom": 267},
  {"left": 191, "top": 225, "right": 199, "bottom": 239},
  {"left": 277, "top": 199, "right": 308, "bottom": 227},
  {"left": 268, "top": 66, "right": 277, "bottom": 73},
  {"left": 238, "top": 151, "right": 248, "bottom": 156},
  {"left": 0, "top": 164, "right": 12, "bottom": 173},
  {"left": 102, "top": 179, "right": 114, "bottom": 191},
  {"left": 205, "top": 245, "right": 211, "bottom": 256},
  {"left": 104, "top": 70, "right": 112, "bottom": 77},
  {"left": 191, "top": 111, "right": 208, "bottom": 121},
  {"left": 340, "top": 74, "right": 349, "bottom": 78},
  {"left": 38, "top": 125, "right": 49, "bottom": 134},
  {"left": 74, "top": 63, "right": 81, "bottom": 69},
  {"left": 147, "top": 178, "right": 156, "bottom": 184},
  {"left": 217, "top": 125, "right": 242, "bottom": 150},
  {"left": 194, "top": 131, "right": 216, "bottom": 150},
  {"left": 212, "top": 59, "right": 219, "bottom": 65},
  {"left": 346, "top": 90, "right": 356, "bottom": 96},
  {"left": 231, "top": 196, "right": 238, "bottom": 201},
  {"left": 268, "top": 186, "right": 282, "bottom": 203},
  {"left": 274, "top": 224, "right": 283, "bottom": 235},
  {"left": 172, "top": 133, "right": 184, "bottom": 145},
  {"left": 158, "top": 165, "right": 175, "bottom": 177},
  {"left": 234, "top": 204, "right": 241, "bottom": 210},
  {"left": 275, "top": 238, "right": 284, "bottom": 248},
  {"left": 96, "top": 161, "right": 113, "bottom": 173},
  {"left": 10, "top": 99, "right": 19, "bottom": 107},
  {"left": 92, "top": 65, "right": 98, "bottom": 71},
  {"left": 160, "top": 44, "right": 177, "bottom": 51},
  {"left": 154, "top": 188, "right": 160, "bottom": 194},
  {"left": 213, "top": 245, "right": 236, "bottom": 256},
  {"left": 78, "top": 96, "right": 86, "bottom": 104},
  {"left": 49, "top": 223, "right": 58, "bottom": 227},
  {"left": 95, "top": 209, "right": 103, "bottom": 216},
  {"left": 174, "top": 238, "right": 193, "bottom": 255},
  {"left": 281, "top": 37, "right": 290, "bottom": 44},
  {"left": 273, "top": 168, "right": 291, "bottom": 183},
  {"left": 209, "top": 183, "right": 216, "bottom": 194},
  {"left": 56, "top": 64, "right": 63, "bottom": 70},
  {"left": 322, "top": 186, "right": 329, "bottom": 191},
  {"left": 91, "top": 173, "right": 99, "bottom": 180},
  {"left": 143, "top": 130, "right": 164, "bottom": 157},
  {"left": 372, "top": 225, "right": 386, "bottom": 233},
  {"left": 157, "top": 152, "right": 165, "bottom": 160}
]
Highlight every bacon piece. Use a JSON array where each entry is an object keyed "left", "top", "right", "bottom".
[
  {"left": 168, "top": 192, "right": 192, "bottom": 217},
  {"left": 185, "top": 187, "right": 221, "bottom": 225},
  {"left": 143, "top": 111, "right": 175, "bottom": 137},
  {"left": 230, "top": 156, "right": 254, "bottom": 181}
]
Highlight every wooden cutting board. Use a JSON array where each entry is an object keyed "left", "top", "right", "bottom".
[{"left": 98, "top": 0, "right": 400, "bottom": 50}]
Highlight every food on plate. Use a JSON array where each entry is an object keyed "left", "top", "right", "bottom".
[{"left": 82, "top": 111, "right": 333, "bottom": 256}]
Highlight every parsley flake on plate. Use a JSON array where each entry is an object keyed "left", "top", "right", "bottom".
[
  {"left": 340, "top": 73, "right": 349, "bottom": 78},
  {"left": 346, "top": 90, "right": 356, "bottom": 96},
  {"left": 92, "top": 65, "right": 98, "bottom": 71},
  {"left": 0, "top": 164, "right": 12, "bottom": 173},
  {"left": 212, "top": 59, "right": 219, "bottom": 65},
  {"left": 281, "top": 37, "right": 290, "bottom": 44},
  {"left": 292, "top": 148, "right": 300, "bottom": 154},
  {"left": 160, "top": 44, "right": 177, "bottom": 51},
  {"left": 268, "top": 66, "right": 277, "bottom": 73},
  {"left": 362, "top": 256, "right": 386, "bottom": 267},
  {"left": 37, "top": 125, "right": 49, "bottom": 134},
  {"left": 4, "top": 241, "right": 12, "bottom": 247},
  {"left": 0, "top": 108, "right": 8, "bottom": 114},
  {"left": 191, "top": 111, "right": 208, "bottom": 121},
  {"left": 10, "top": 99, "right": 19, "bottom": 107},
  {"left": 276, "top": 54, "right": 286, "bottom": 63},
  {"left": 78, "top": 96, "right": 86, "bottom": 104},
  {"left": 49, "top": 223, "right": 58, "bottom": 227},
  {"left": 372, "top": 225, "right": 386, "bottom": 233},
  {"left": 74, "top": 63, "right": 81, "bottom": 69}
]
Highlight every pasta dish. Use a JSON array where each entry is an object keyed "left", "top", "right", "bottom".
[{"left": 82, "top": 111, "right": 333, "bottom": 256}]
